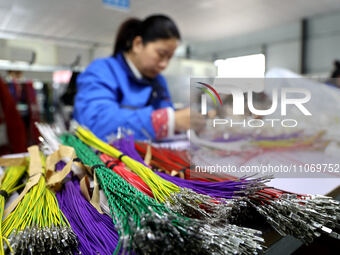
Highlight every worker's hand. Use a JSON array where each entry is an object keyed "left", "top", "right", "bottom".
[
  {"left": 174, "top": 108, "right": 191, "bottom": 132},
  {"left": 174, "top": 108, "right": 206, "bottom": 132}
]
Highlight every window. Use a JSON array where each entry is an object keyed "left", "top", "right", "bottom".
[{"left": 214, "top": 53, "right": 265, "bottom": 78}]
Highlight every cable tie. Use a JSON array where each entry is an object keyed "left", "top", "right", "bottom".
[
  {"left": 0, "top": 190, "right": 9, "bottom": 200},
  {"left": 107, "top": 162, "right": 119, "bottom": 170},
  {"left": 118, "top": 154, "right": 126, "bottom": 161},
  {"left": 90, "top": 164, "right": 104, "bottom": 173}
]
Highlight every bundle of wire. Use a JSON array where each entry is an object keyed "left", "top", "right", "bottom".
[
  {"left": 156, "top": 158, "right": 340, "bottom": 244},
  {"left": 110, "top": 132, "right": 230, "bottom": 182},
  {"left": 55, "top": 161, "right": 119, "bottom": 255},
  {"left": 37, "top": 123, "right": 117, "bottom": 223},
  {"left": 191, "top": 130, "right": 328, "bottom": 168},
  {"left": 212, "top": 131, "right": 303, "bottom": 143},
  {"left": 100, "top": 154, "right": 154, "bottom": 198},
  {"left": 183, "top": 149, "right": 340, "bottom": 244},
  {"left": 74, "top": 126, "right": 236, "bottom": 220},
  {"left": 237, "top": 131, "right": 328, "bottom": 163},
  {"left": 0, "top": 165, "right": 27, "bottom": 255},
  {"left": 76, "top": 127, "right": 180, "bottom": 203},
  {"left": 113, "top": 134, "right": 190, "bottom": 170},
  {"left": 155, "top": 150, "right": 340, "bottom": 245},
  {"left": 157, "top": 172, "right": 268, "bottom": 199},
  {"left": 113, "top": 134, "right": 340, "bottom": 245},
  {"left": 112, "top": 135, "right": 149, "bottom": 167},
  {"left": 61, "top": 133, "right": 265, "bottom": 255},
  {"left": 111, "top": 136, "right": 269, "bottom": 199},
  {"left": 1, "top": 147, "right": 78, "bottom": 254},
  {"left": 134, "top": 142, "right": 233, "bottom": 181},
  {"left": 252, "top": 131, "right": 327, "bottom": 150},
  {"left": 244, "top": 187, "right": 340, "bottom": 244},
  {"left": 134, "top": 142, "right": 190, "bottom": 172}
]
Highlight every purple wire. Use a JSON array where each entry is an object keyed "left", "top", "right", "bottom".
[
  {"left": 111, "top": 137, "right": 264, "bottom": 199},
  {"left": 112, "top": 135, "right": 147, "bottom": 166},
  {"left": 212, "top": 131, "right": 302, "bottom": 143},
  {"left": 255, "top": 131, "right": 302, "bottom": 141},
  {"left": 157, "top": 172, "right": 263, "bottom": 199},
  {"left": 55, "top": 161, "right": 119, "bottom": 255}
]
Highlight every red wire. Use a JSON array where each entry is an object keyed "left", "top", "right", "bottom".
[
  {"left": 100, "top": 153, "right": 154, "bottom": 198},
  {"left": 134, "top": 142, "right": 310, "bottom": 204},
  {"left": 135, "top": 143, "right": 190, "bottom": 170}
]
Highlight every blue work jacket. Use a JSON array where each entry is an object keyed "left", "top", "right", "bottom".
[{"left": 74, "top": 52, "right": 173, "bottom": 140}]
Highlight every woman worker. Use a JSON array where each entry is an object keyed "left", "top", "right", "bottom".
[{"left": 74, "top": 15, "right": 190, "bottom": 141}]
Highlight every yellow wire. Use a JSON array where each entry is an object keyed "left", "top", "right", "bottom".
[
  {"left": 0, "top": 164, "right": 27, "bottom": 255},
  {"left": 76, "top": 126, "right": 181, "bottom": 202},
  {"left": 253, "top": 131, "right": 325, "bottom": 149},
  {"left": 1, "top": 153, "right": 70, "bottom": 241}
]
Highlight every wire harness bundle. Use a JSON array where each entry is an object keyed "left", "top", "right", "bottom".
[
  {"left": 61, "top": 133, "right": 265, "bottom": 254},
  {"left": 2, "top": 146, "right": 78, "bottom": 255}
]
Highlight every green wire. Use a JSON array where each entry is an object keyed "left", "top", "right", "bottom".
[{"left": 61, "top": 135, "right": 172, "bottom": 225}]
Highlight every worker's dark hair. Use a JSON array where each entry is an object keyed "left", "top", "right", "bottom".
[
  {"left": 113, "top": 15, "right": 181, "bottom": 56},
  {"left": 331, "top": 60, "right": 340, "bottom": 78}
]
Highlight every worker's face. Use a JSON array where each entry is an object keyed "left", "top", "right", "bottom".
[{"left": 132, "top": 37, "right": 179, "bottom": 78}]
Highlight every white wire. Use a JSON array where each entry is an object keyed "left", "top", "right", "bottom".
[{"left": 36, "top": 122, "right": 113, "bottom": 217}]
